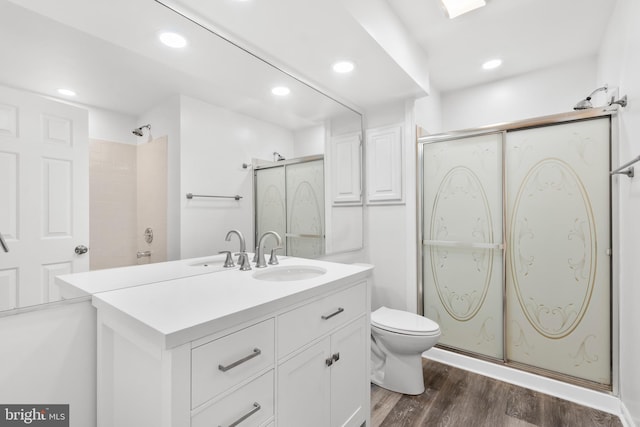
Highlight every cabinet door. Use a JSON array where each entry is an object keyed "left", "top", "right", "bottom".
[
  {"left": 277, "top": 338, "right": 330, "bottom": 427},
  {"left": 330, "top": 318, "right": 367, "bottom": 427}
]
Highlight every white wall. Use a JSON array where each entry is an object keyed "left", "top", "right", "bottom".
[
  {"left": 440, "top": 57, "right": 597, "bottom": 131},
  {"left": 293, "top": 125, "right": 325, "bottom": 157},
  {"left": 598, "top": 0, "right": 640, "bottom": 424},
  {"left": 0, "top": 302, "right": 96, "bottom": 427},
  {"left": 363, "top": 100, "right": 419, "bottom": 312},
  {"left": 179, "top": 95, "right": 295, "bottom": 258},
  {"left": 87, "top": 107, "right": 137, "bottom": 144}
]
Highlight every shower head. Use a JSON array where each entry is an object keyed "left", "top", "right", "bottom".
[
  {"left": 132, "top": 124, "right": 151, "bottom": 136},
  {"left": 573, "top": 84, "right": 608, "bottom": 110}
]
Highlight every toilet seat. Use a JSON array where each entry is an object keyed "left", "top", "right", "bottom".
[{"left": 371, "top": 306, "right": 440, "bottom": 336}]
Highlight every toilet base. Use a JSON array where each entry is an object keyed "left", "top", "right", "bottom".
[{"left": 371, "top": 351, "right": 425, "bottom": 395}]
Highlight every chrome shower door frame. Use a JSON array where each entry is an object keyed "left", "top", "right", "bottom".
[{"left": 417, "top": 107, "right": 619, "bottom": 394}]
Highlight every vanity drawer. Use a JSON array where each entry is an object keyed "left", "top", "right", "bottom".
[
  {"left": 278, "top": 281, "right": 366, "bottom": 357},
  {"left": 192, "top": 318, "right": 275, "bottom": 408},
  {"left": 191, "top": 370, "right": 274, "bottom": 427}
]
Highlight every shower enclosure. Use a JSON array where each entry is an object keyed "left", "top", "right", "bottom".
[
  {"left": 254, "top": 155, "right": 325, "bottom": 258},
  {"left": 419, "top": 110, "right": 614, "bottom": 389}
]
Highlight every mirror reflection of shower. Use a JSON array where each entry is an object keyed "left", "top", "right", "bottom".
[
  {"left": 132, "top": 124, "right": 151, "bottom": 137},
  {"left": 573, "top": 84, "right": 608, "bottom": 110}
]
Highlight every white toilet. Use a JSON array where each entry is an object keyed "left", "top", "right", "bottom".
[{"left": 370, "top": 306, "right": 441, "bottom": 395}]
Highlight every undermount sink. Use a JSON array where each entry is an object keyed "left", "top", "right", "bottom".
[{"left": 252, "top": 265, "right": 327, "bottom": 281}]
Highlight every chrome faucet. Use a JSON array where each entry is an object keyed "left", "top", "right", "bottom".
[
  {"left": 255, "top": 231, "right": 283, "bottom": 268},
  {"left": 225, "top": 229, "right": 251, "bottom": 271}
]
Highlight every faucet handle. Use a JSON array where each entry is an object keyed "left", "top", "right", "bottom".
[
  {"left": 252, "top": 246, "right": 259, "bottom": 263},
  {"left": 238, "top": 252, "right": 252, "bottom": 271},
  {"left": 218, "top": 251, "right": 235, "bottom": 268},
  {"left": 269, "top": 247, "right": 282, "bottom": 265}
]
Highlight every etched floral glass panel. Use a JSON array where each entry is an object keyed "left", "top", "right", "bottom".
[
  {"left": 505, "top": 117, "right": 610, "bottom": 385},
  {"left": 255, "top": 167, "right": 286, "bottom": 254},
  {"left": 423, "top": 133, "right": 504, "bottom": 359},
  {"left": 286, "top": 160, "right": 325, "bottom": 258}
]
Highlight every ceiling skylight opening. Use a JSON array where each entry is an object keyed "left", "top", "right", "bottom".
[
  {"left": 159, "top": 32, "right": 188, "bottom": 49},
  {"left": 332, "top": 61, "right": 355, "bottom": 74},
  {"left": 482, "top": 58, "right": 503, "bottom": 70},
  {"left": 57, "top": 88, "right": 76, "bottom": 97},
  {"left": 441, "top": 0, "right": 486, "bottom": 19},
  {"left": 271, "top": 86, "right": 291, "bottom": 97}
]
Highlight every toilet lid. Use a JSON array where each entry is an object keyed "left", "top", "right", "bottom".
[{"left": 371, "top": 306, "right": 440, "bottom": 336}]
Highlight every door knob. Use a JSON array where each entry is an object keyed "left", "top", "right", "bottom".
[{"left": 75, "top": 245, "right": 88, "bottom": 255}]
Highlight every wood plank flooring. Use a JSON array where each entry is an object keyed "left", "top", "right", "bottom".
[{"left": 371, "top": 359, "right": 622, "bottom": 427}]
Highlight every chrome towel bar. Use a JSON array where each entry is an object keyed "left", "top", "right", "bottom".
[
  {"left": 610, "top": 154, "right": 640, "bottom": 178},
  {"left": 186, "top": 193, "right": 242, "bottom": 200}
]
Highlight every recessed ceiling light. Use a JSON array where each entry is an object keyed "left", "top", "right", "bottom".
[
  {"left": 332, "top": 61, "right": 355, "bottom": 74},
  {"left": 271, "top": 86, "right": 290, "bottom": 96},
  {"left": 441, "top": 0, "right": 486, "bottom": 19},
  {"left": 57, "top": 88, "right": 76, "bottom": 97},
  {"left": 159, "top": 32, "right": 187, "bottom": 49},
  {"left": 482, "top": 59, "right": 502, "bottom": 70}
]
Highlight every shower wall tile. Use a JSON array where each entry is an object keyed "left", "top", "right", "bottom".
[
  {"left": 89, "top": 139, "right": 137, "bottom": 270},
  {"left": 137, "top": 136, "right": 168, "bottom": 263}
]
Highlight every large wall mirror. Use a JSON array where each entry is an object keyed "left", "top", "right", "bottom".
[{"left": 0, "top": 0, "right": 363, "bottom": 313}]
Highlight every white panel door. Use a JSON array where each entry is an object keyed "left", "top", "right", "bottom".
[
  {"left": 0, "top": 85, "right": 89, "bottom": 309},
  {"left": 366, "top": 125, "right": 403, "bottom": 204},
  {"left": 277, "top": 338, "right": 331, "bottom": 427},
  {"left": 422, "top": 132, "right": 504, "bottom": 359},
  {"left": 330, "top": 318, "right": 367, "bottom": 427},
  {"left": 330, "top": 132, "right": 361, "bottom": 205},
  {"left": 505, "top": 118, "right": 610, "bottom": 384}
]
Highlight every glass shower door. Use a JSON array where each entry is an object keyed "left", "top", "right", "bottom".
[
  {"left": 505, "top": 118, "right": 611, "bottom": 385},
  {"left": 422, "top": 133, "right": 504, "bottom": 359},
  {"left": 255, "top": 166, "right": 286, "bottom": 254},
  {"left": 286, "top": 160, "right": 325, "bottom": 258}
]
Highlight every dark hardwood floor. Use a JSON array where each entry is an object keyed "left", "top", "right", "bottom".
[{"left": 371, "top": 359, "right": 622, "bottom": 427}]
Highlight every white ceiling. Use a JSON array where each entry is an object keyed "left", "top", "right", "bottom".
[
  {"left": 1, "top": 0, "right": 618, "bottom": 126},
  {"left": 165, "top": 0, "right": 617, "bottom": 101}
]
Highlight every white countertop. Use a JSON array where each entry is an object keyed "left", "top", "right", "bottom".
[
  {"left": 69, "top": 256, "right": 372, "bottom": 349},
  {"left": 55, "top": 253, "right": 234, "bottom": 298}
]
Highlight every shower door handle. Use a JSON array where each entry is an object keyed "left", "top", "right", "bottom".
[{"left": 423, "top": 240, "right": 503, "bottom": 250}]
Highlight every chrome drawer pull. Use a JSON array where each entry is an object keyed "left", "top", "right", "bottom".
[
  {"left": 218, "top": 348, "right": 261, "bottom": 372},
  {"left": 321, "top": 307, "right": 344, "bottom": 320},
  {"left": 219, "top": 402, "right": 261, "bottom": 427}
]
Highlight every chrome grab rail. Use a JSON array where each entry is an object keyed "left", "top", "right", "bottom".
[
  {"left": 0, "top": 233, "right": 8, "bottom": 253},
  {"left": 423, "top": 240, "right": 504, "bottom": 250},
  {"left": 219, "top": 402, "right": 261, "bottom": 427},
  {"left": 218, "top": 348, "right": 261, "bottom": 372}
]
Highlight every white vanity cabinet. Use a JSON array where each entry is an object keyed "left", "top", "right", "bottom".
[
  {"left": 277, "top": 281, "right": 368, "bottom": 427},
  {"left": 90, "top": 259, "right": 372, "bottom": 427}
]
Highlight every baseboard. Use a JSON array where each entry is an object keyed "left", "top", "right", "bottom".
[
  {"left": 621, "top": 401, "right": 637, "bottom": 427},
  {"left": 424, "top": 347, "right": 622, "bottom": 419}
]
